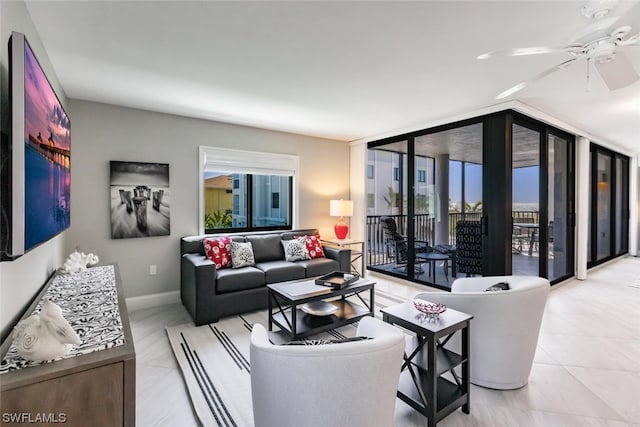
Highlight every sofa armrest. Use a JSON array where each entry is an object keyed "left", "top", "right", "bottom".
[
  {"left": 322, "top": 246, "right": 351, "bottom": 272},
  {"left": 181, "top": 253, "right": 217, "bottom": 325}
]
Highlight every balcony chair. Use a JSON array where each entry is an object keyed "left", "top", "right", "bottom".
[
  {"left": 250, "top": 316, "right": 405, "bottom": 427},
  {"left": 414, "top": 275, "right": 550, "bottom": 390},
  {"left": 379, "top": 216, "right": 431, "bottom": 274}
]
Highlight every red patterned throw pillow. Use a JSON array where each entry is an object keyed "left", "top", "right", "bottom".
[
  {"left": 299, "top": 235, "right": 325, "bottom": 259},
  {"left": 203, "top": 237, "right": 232, "bottom": 269}
]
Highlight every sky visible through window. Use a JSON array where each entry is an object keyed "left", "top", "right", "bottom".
[{"left": 449, "top": 162, "right": 539, "bottom": 208}]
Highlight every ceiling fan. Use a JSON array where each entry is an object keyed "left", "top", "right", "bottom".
[{"left": 478, "top": 0, "right": 640, "bottom": 99}]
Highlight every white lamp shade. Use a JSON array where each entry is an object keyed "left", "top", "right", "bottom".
[{"left": 330, "top": 200, "right": 353, "bottom": 217}]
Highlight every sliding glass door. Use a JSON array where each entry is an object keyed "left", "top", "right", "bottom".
[{"left": 588, "top": 145, "right": 630, "bottom": 266}]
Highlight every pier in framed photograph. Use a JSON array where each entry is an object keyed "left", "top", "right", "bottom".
[{"left": 110, "top": 161, "right": 170, "bottom": 239}]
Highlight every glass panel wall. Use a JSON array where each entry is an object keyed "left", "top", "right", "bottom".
[
  {"left": 366, "top": 110, "right": 575, "bottom": 288},
  {"left": 449, "top": 160, "right": 484, "bottom": 238},
  {"left": 548, "top": 133, "right": 573, "bottom": 281},
  {"left": 366, "top": 123, "right": 483, "bottom": 289},
  {"left": 615, "top": 156, "right": 629, "bottom": 255},
  {"left": 366, "top": 142, "right": 410, "bottom": 281},
  {"left": 511, "top": 124, "right": 540, "bottom": 276},
  {"left": 595, "top": 152, "right": 612, "bottom": 262}
]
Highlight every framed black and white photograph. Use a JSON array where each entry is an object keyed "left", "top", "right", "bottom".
[{"left": 110, "top": 161, "right": 170, "bottom": 239}]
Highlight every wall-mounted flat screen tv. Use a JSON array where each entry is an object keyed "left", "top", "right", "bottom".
[{"left": 1, "top": 32, "right": 70, "bottom": 259}]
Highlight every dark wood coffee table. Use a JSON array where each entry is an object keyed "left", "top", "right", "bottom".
[{"left": 267, "top": 278, "right": 375, "bottom": 341}]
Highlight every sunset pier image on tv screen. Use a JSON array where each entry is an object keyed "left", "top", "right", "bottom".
[{"left": 23, "top": 41, "right": 70, "bottom": 251}]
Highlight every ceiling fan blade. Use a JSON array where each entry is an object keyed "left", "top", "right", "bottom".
[
  {"left": 496, "top": 56, "right": 583, "bottom": 99},
  {"left": 619, "top": 32, "right": 640, "bottom": 46},
  {"left": 594, "top": 51, "right": 640, "bottom": 90},
  {"left": 477, "top": 46, "right": 579, "bottom": 60}
]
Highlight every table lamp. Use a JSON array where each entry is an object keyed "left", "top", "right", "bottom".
[{"left": 330, "top": 199, "right": 353, "bottom": 240}]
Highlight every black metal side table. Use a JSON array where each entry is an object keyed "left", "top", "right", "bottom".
[
  {"left": 381, "top": 301, "right": 472, "bottom": 427},
  {"left": 320, "top": 238, "right": 365, "bottom": 277}
]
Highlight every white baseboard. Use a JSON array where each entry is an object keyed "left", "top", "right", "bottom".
[{"left": 125, "top": 290, "right": 180, "bottom": 312}]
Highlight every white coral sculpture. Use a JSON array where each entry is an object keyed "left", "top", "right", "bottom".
[
  {"left": 12, "top": 300, "right": 82, "bottom": 362},
  {"left": 61, "top": 250, "right": 99, "bottom": 274}
]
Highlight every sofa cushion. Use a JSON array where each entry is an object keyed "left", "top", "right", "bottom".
[
  {"left": 230, "top": 241, "right": 256, "bottom": 268},
  {"left": 216, "top": 267, "right": 265, "bottom": 293},
  {"left": 281, "top": 229, "right": 319, "bottom": 241},
  {"left": 296, "top": 257, "right": 340, "bottom": 277},
  {"left": 246, "top": 235, "right": 285, "bottom": 263},
  {"left": 203, "top": 236, "right": 232, "bottom": 269},
  {"left": 255, "top": 261, "right": 306, "bottom": 284},
  {"left": 281, "top": 237, "right": 310, "bottom": 262}
]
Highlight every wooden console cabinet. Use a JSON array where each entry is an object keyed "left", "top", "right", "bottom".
[{"left": 0, "top": 264, "right": 136, "bottom": 426}]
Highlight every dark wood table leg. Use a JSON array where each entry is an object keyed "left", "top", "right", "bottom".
[
  {"left": 427, "top": 335, "right": 437, "bottom": 427},
  {"left": 370, "top": 286, "right": 375, "bottom": 317},
  {"left": 462, "top": 321, "right": 471, "bottom": 414},
  {"left": 268, "top": 290, "right": 273, "bottom": 331},
  {"left": 291, "top": 303, "right": 297, "bottom": 340}
]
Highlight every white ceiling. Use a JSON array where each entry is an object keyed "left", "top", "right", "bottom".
[{"left": 25, "top": 1, "right": 640, "bottom": 154}]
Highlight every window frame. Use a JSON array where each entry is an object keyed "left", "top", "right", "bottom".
[{"left": 199, "top": 146, "right": 299, "bottom": 235}]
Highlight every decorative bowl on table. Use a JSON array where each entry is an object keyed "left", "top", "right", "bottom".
[
  {"left": 301, "top": 301, "right": 338, "bottom": 316},
  {"left": 413, "top": 299, "right": 447, "bottom": 319}
]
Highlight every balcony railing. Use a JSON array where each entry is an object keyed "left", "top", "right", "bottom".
[{"left": 366, "top": 211, "right": 539, "bottom": 267}]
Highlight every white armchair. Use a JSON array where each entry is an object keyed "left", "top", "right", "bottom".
[
  {"left": 415, "top": 275, "right": 549, "bottom": 390},
  {"left": 250, "top": 316, "right": 405, "bottom": 427}
]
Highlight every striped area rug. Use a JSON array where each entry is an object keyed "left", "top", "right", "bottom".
[{"left": 166, "top": 288, "right": 407, "bottom": 427}]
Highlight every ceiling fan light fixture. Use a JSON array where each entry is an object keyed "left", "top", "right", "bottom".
[
  {"left": 581, "top": 0, "right": 619, "bottom": 20},
  {"left": 588, "top": 41, "right": 616, "bottom": 63}
]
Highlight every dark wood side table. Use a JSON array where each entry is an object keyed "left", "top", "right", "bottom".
[{"left": 381, "top": 301, "right": 472, "bottom": 427}]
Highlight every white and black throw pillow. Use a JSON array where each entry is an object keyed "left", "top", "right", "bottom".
[
  {"left": 230, "top": 241, "right": 255, "bottom": 269},
  {"left": 485, "top": 281, "right": 510, "bottom": 292},
  {"left": 281, "top": 237, "right": 309, "bottom": 262},
  {"left": 281, "top": 336, "right": 372, "bottom": 346}
]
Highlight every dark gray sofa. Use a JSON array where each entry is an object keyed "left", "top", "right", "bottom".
[{"left": 180, "top": 229, "right": 351, "bottom": 325}]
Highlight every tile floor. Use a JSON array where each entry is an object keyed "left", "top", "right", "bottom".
[{"left": 130, "top": 256, "right": 640, "bottom": 426}]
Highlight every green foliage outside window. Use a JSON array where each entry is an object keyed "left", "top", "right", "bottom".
[{"left": 205, "top": 210, "right": 233, "bottom": 229}]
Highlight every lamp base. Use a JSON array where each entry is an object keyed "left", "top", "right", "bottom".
[{"left": 334, "top": 218, "right": 349, "bottom": 240}]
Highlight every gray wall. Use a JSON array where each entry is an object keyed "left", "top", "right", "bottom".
[
  {"left": 0, "top": 1, "right": 69, "bottom": 339},
  {"left": 66, "top": 100, "right": 350, "bottom": 299}
]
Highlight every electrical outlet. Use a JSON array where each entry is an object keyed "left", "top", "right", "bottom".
[{"left": 149, "top": 264, "right": 157, "bottom": 275}]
